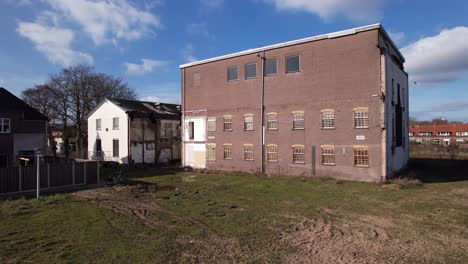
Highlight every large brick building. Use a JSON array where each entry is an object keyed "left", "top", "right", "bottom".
[
  {"left": 180, "top": 24, "right": 409, "bottom": 182},
  {"left": 410, "top": 124, "right": 468, "bottom": 146}
]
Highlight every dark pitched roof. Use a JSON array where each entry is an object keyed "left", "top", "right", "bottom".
[
  {"left": 0, "top": 87, "right": 48, "bottom": 121},
  {"left": 107, "top": 98, "right": 181, "bottom": 120}
]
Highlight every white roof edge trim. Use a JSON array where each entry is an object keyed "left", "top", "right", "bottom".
[{"left": 180, "top": 23, "right": 402, "bottom": 69}]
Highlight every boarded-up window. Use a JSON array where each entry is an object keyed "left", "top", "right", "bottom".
[
  {"left": 265, "top": 59, "right": 277, "bottom": 76},
  {"left": 353, "top": 108, "right": 369, "bottom": 128},
  {"left": 321, "top": 111, "right": 335, "bottom": 129},
  {"left": 227, "top": 66, "right": 238, "bottom": 81},
  {"left": 188, "top": 122, "right": 194, "bottom": 139},
  {"left": 223, "top": 144, "right": 232, "bottom": 159},
  {"left": 207, "top": 117, "right": 216, "bottom": 132},
  {"left": 286, "top": 55, "right": 300, "bottom": 73},
  {"left": 244, "top": 115, "right": 254, "bottom": 131},
  {"left": 206, "top": 144, "right": 216, "bottom": 161},
  {"left": 292, "top": 112, "right": 305, "bottom": 129},
  {"left": 113, "top": 117, "right": 119, "bottom": 130},
  {"left": 267, "top": 113, "right": 278, "bottom": 130},
  {"left": 245, "top": 63, "right": 257, "bottom": 79},
  {"left": 223, "top": 116, "right": 232, "bottom": 131},
  {"left": 354, "top": 147, "right": 369, "bottom": 167},
  {"left": 96, "top": 119, "right": 101, "bottom": 131},
  {"left": 113, "top": 139, "right": 119, "bottom": 157},
  {"left": 266, "top": 145, "right": 278, "bottom": 162},
  {"left": 244, "top": 145, "right": 254, "bottom": 161},
  {"left": 321, "top": 147, "right": 335, "bottom": 165},
  {"left": 292, "top": 145, "right": 305, "bottom": 164}
]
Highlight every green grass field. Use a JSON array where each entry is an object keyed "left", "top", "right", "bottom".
[{"left": 1, "top": 159, "right": 468, "bottom": 263}]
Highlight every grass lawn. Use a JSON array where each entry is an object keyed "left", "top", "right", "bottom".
[{"left": 1, "top": 159, "right": 468, "bottom": 263}]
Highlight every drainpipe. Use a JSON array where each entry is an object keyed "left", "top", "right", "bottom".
[
  {"left": 181, "top": 68, "right": 185, "bottom": 168},
  {"left": 258, "top": 51, "right": 266, "bottom": 175}
]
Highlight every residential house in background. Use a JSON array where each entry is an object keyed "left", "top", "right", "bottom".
[
  {"left": 87, "top": 98, "right": 181, "bottom": 164},
  {"left": 180, "top": 24, "right": 409, "bottom": 182},
  {"left": 0, "top": 87, "right": 48, "bottom": 167},
  {"left": 410, "top": 124, "right": 468, "bottom": 146},
  {"left": 50, "top": 130, "right": 77, "bottom": 155}
]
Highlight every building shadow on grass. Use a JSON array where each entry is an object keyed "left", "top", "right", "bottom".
[{"left": 405, "top": 158, "right": 468, "bottom": 183}]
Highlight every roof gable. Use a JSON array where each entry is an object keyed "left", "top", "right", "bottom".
[{"left": 0, "top": 87, "right": 48, "bottom": 120}]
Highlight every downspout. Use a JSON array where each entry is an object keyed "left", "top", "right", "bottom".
[
  {"left": 181, "top": 68, "right": 185, "bottom": 167},
  {"left": 259, "top": 51, "right": 266, "bottom": 175},
  {"left": 382, "top": 46, "right": 389, "bottom": 182}
]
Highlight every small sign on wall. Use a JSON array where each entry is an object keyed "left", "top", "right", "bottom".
[{"left": 356, "top": 135, "right": 366, "bottom": 141}]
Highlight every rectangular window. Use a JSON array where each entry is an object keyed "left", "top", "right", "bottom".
[
  {"left": 0, "top": 118, "right": 11, "bottom": 133},
  {"left": 96, "top": 119, "right": 101, "bottom": 131},
  {"left": 321, "top": 147, "right": 335, "bottom": 165},
  {"left": 292, "top": 145, "right": 305, "bottom": 164},
  {"left": 354, "top": 147, "right": 369, "bottom": 167},
  {"left": 438, "top": 132, "right": 451, "bottom": 136},
  {"left": 113, "top": 117, "right": 119, "bottom": 130},
  {"left": 113, "top": 139, "right": 119, "bottom": 157},
  {"left": 207, "top": 117, "right": 216, "bottom": 132},
  {"left": 244, "top": 115, "right": 254, "bottom": 131},
  {"left": 419, "top": 132, "right": 432, "bottom": 136},
  {"left": 292, "top": 112, "right": 304, "bottom": 129},
  {"left": 321, "top": 111, "right": 335, "bottom": 129},
  {"left": 245, "top": 63, "right": 257, "bottom": 79},
  {"left": 206, "top": 144, "right": 216, "bottom": 161},
  {"left": 223, "top": 116, "right": 232, "bottom": 131},
  {"left": 223, "top": 144, "right": 232, "bottom": 159},
  {"left": 267, "top": 113, "right": 278, "bottom": 130},
  {"left": 353, "top": 108, "right": 369, "bottom": 128},
  {"left": 286, "top": 55, "right": 300, "bottom": 73},
  {"left": 227, "top": 66, "right": 239, "bottom": 81},
  {"left": 266, "top": 145, "right": 278, "bottom": 162},
  {"left": 265, "top": 59, "right": 277, "bottom": 76},
  {"left": 456, "top": 132, "right": 468, "bottom": 136},
  {"left": 188, "top": 121, "right": 194, "bottom": 140},
  {"left": 244, "top": 144, "right": 254, "bottom": 161}
]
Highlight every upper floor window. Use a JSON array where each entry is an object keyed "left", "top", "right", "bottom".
[
  {"left": 286, "top": 55, "right": 300, "bottom": 73},
  {"left": 354, "top": 146, "right": 369, "bottom": 167},
  {"left": 0, "top": 118, "right": 11, "bottom": 133},
  {"left": 223, "top": 115, "right": 232, "bottom": 131},
  {"left": 321, "top": 146, "right": 335, "bottom": 165},
  {"left": 96, "top": 119, "right": 102, "bottom": 131},
  {"left": 267, "top": 113, "right": 278, "bottom": 130},
  {"left": 353, "top": 108, "right": 369, "bottom": 128},
  {"left": 292, "top": 111, "right": 304, "bottom": 130},
  {"left": 438, "top": 132, "right": 451, "bottom": 136},
  {"left": 227, "top": 66, "right": 239, "bottom": 81},
  {"left": 206, "top": 144, "right": 216, "bottom": 161},
  {"left": 265, "top": 59, "right": 277, "bottom": 76},
  {"left": 244, "top": 144, "right": 254, "bottom": 161},
  {"left": 244, "top": 114, "right": 254, "bottom": 131},
  {"left": 245, "top": 63, "right": 257, "bottom": 79},
  {"left": 207, "top": 117, "right": 216, "bottom": 132},
  {"left": 292, "top": 145, "right": 305, "bottom": 164},
  {"left": 113, "top": 117, "right": 119, "bottom": 130},
  {"left": 456, "top": 132, "right": 468, "bottom": 136},
  {"left": 321, "top": 110, "right": 335, "bottom": 129}
]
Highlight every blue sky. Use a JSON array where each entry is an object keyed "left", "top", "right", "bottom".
[{"left": 1, "top": 0, "right": 468, "bottom": 121}]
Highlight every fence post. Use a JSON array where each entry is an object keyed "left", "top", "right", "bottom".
[
  {"left": 97, "top": 161, "right": 100, "bottom": 185},
  {"left": 84, "top": 162, "right": 87, "bottom": 185},
  {"left": 72, "top": 162, "right": 75, "bottom": 185},
  {"left": 47, "top": 164, "right": 50, "bottom": 189},
  {"left": 18, "top": 166, "right": 22, "bottom": 192}
]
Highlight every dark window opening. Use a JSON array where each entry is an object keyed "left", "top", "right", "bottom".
[
  {"left": 265, "top": 59, "right": 277, "bottom": 76},
  {"left": 0, "top": 155, "right": 8, "bottom": 168},
  {"left": 245, "top": 63, "right": 257, "bottom": 79},
  {"left": 188, "top": 122, "right": 194, "bottom": 140},
  {"left": 96, "top": 139, "right": 102, "bottom": 152},
  {"left": 227, "top": 66, "right": 238, "bottom": 81},
  {"left": 286, "top": 55, "right": 300, "bottom": 73},
  {"left": 113, "top": 139, "right": 119, "bottom": 157}
]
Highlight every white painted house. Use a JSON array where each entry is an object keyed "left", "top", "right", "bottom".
[{"left": 87, "top": 98, "right": 181, "bottom": 164}]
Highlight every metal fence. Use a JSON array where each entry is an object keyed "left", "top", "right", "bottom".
[{"left": 0, "top": 161, "right": 99, "bottom": 195}]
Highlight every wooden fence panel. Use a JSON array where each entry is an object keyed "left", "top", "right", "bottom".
[
  {"left": 75, "top": 162, "right": 85, "bottom": 184},
  {"left": 86, "top": 162, "right": 98, "bottom": 184},
  {"left": 0, "top": 167, "right": 19, "bottom": 194},
  {"left": 22, "top": 166, "right": 36, "bottom": 191}
]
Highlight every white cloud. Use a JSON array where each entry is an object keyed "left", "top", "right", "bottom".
[
  {"left": 388, "top": 31, "right": 405, "bottom": 46},
  {"left": 182, "top": 44, "right": 198, "bottom": 63},
  {"left": 200, "top": 0, "right": 224, "bottom": 9},
  {"left": 140, "top": 95, "right": 180, "bottom": 104},
  {"left": 187, "top": 22, "right": 213, "bottom": 39},
  {"left": 401, "top": 26, "right": 468, "bottom": 84},
  {"left": 44, "top": 0, "right": 161, "bottom": 45},
  {"left": 263, "top": 0, "right": 384, "bottom": 22},
  {"left": 125, "top": 59, "right": 167, "bottom": 75},
  {"left": 17, "top": 21, "right": 93, "bottom": 66}
]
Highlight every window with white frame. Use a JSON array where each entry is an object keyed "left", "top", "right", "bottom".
[
  {"left": 113, "top": 117, "right": 119, "bottom": 130},
  {"left": 321, "top": 110, "right": 335, "bottom": 129},
  {"left": 0, "top": 118, "right": 11, "bottom": 133},
  {"left": 292, "top": 111, "right": 304, "bottom": 129},
  {"left": 353, "top": 108, "right": 369, "bottom": 128},
  {"left": 223, "top": 144, "right": 232, "bottom": 159},
  {"left": 244, "top": 115, "right": 254, "bottom": 131},
  {"left": 419, "top": 132, "right": 432, "bottom": 136},
  {"left": 354, "top": 147, "right": 369, "bottom": 167},
  {"left": 96, "top": 119, "right": 102, "bottom": 131},
  {"left": 321, "top": 146, "right": 335, "bottom": 165},
  {"left": 206, "top": 144, "right": 216, "bottom": 161},
  {"left": 456, "top": 132, "right": 468, "bottom": 136},
  {"left": 207, "top": 117, "right": 216, "bottom": 132},
  {"left": 266, "top": 144, "right": 278, "bottom": 162},
  {"left": 223, "top": 116, "right": 232, "bottom": 131},
  {"left": 438, "top": 131, "right": 451, "bottom": 136},
  {"left": 267, "top": 113, "right": 278, "bottom": 130},
  {"left": 244, "top": 144, "right": 254, "bottom": 161},
  {"left": 292, "top": 145, "right": 305, "bottom": 164}
]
